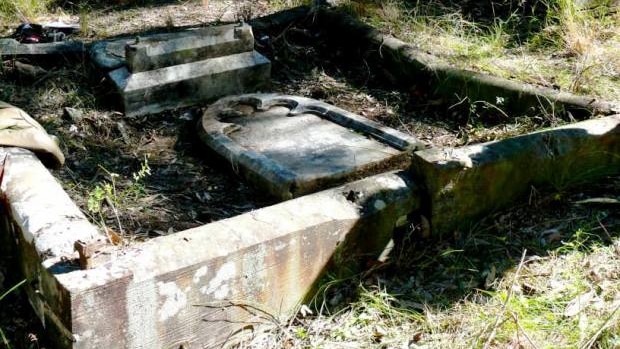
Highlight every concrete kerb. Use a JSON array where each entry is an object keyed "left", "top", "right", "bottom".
[
  {"left": 0, "top": 146, "right": 419, "bottom": 348},
  {"left": 3, "top": 117, "right": 618, "bottom": 347},
  {"left": 411, "top": 114, "right": 620, "bottom": 235},
  {"left": 315, "top": 9, "right": 620, "bottom": 117}
]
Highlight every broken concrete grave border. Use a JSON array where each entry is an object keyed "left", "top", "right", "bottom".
[
  {"left": 314, "top": 8, "right": 620, "bottom": 117},
  {"left": 4, "top": 113, "right": 619, "bottom": 348},
  {"left": 0, "top": 39, "right": 86, "bottom": 57},
  {"left": 412, "top": 114, "right": 620, "bottom": 235},
  {"left": 1, "top": 146, "right": 418, "bottom": 348}
]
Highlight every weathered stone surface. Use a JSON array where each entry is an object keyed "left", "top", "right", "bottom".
[
  {"left": 199, "top": 94, "right": 426, "bottom": 199},
  {"left": 0, "top": 38, "right": 86, "bottom": 57},
  {"left": 411, "top": 115, "right": 620, "bottom": 235},
  {"left": 0, "top": 148, "right": 105, "bottom": 347},
  {"left": 0, "top": 147, "right": 102, "bottom": 257},
  {"left": 3, "top": 169, "right": 417, "bottom": 348},
  {"left": 125, "top": 23, "right": 254, "bottom": 72},
  {"left": 109, "top": 51, "right": 271, "bottom": 116}
]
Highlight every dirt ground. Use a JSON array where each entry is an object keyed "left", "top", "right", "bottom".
[{"left": 0, "top": 6, "right": 555, "bottom": 243}]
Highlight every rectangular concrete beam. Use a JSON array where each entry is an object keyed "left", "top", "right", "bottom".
[
  {"left": 2, "top": 165, "right": 418, "bottom": 348},
  {"left": 0, "top": 39, "right": 86, "bottom": 57},
  {"left": 411, "top": 115, "right": 620, "bottom": 235},
  {"left": 315, "top": 9, "right": 619, "bottom": 116},
  {"left": 0, "top": 148, "right": 106, "bottom": 344},
  {"left": 109, "top": 51, "right": 271, "bottom": 116},
  {"left": 125, "top": 23, "right": 255, "bottom": 73}
]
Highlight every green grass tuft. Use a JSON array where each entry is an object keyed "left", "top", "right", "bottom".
[{"left": 0, "top": 0, "right": 53, "bottom": 22}]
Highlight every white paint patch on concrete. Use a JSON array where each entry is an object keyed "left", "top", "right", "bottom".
[
  {"left": 157, "top": 281, "right": 188, "bottom": 322},
  {"left": 212, "top": 284, "right": 230, "bottom": 299},
  {"left": 373, "top": 199, "right": 387, "bottom": 210},
  {"left": 205, "top": 262, "right": 236, "bottom": 300},
  {"left": 242, "top": 245, "right": 267, "bottom": 297},
  {"left": 560, "top": 115, "right": 619, "bottom": 136},
  {"left": 274, "top": 240, "right": 288, "bottom": 251},
  {"left": 193, "top": 265, "right": 208, "bottom": 284},
  {"left": 127, "top": 279, "right": 160, "bottom": 348},
  {"left": 375, "top": 175, "right": 405, "bottom": 190}
]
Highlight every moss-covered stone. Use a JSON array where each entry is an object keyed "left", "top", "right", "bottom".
[{"left": 411, "top": 115, "right": 620, "bottom": 235}]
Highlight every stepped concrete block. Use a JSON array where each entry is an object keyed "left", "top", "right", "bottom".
[
  {"left": 125, "top": 23, "right": 254, "bottom": 72},
  {"left": 109, "top": 51, "right": 271, "bottom": 116}
]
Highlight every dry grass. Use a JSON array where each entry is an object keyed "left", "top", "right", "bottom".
[
  {"left": 354, "top": 0, "right": 620, "bottom": 101},
  {"left": 0, "top": 0, "right": 53, "bottom": 23},
  {"left": 0, "top": 2, "right": 619, "bottom": 348},
  {"left": 233, "top": 178, "right": 620, "bottom": 348}
]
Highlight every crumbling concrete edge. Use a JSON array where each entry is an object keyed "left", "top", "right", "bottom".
[
  {"left": 411, "top": 114, "right": 620, "bottom": 235},
  {"left": 2, "top": 162, "right": 418, "bottom": 348},
  {"left": 0, "top": 148, "right": 106, "bottom": 346},
  {"left": 315, "top": 9, "right": 620, "bottom": 117},
  {"left": 0, "top": 39, "right": 87, "bottom": 58}
]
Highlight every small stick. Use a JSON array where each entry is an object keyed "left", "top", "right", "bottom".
[
  {"left": 483, "top": 249, "right": 527, "bottom": 349},
  {"left": 510, "top": 311, "right": 539, "bottom": 349},
  {"left": 579, "top": 302, "right": 620, "bottom": 349}
]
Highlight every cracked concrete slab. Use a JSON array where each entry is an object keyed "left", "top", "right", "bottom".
[{"left": 198, "top": 94, "right": 426, "bottom": 199}]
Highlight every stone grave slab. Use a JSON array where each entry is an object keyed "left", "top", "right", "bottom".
[
  {"left": 93, "top": 23, "right": 271, "bottom": 116},
  {"left": 198, "top": 94, "right": 426, "bottom": 199}
]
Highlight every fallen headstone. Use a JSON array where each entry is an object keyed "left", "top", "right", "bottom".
[{"left": 198, "top": 93, "right": 426, "bottom": 199}]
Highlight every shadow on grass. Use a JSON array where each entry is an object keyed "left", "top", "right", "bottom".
[
  {"left": 305, "top": 174, "right": 620, "bottom": 347},
  {"left": 345, "top": 0, "right": 550, "bottom": 46},
  {"left": 53, "top": 0, "right": 197, "bottom": 12}
]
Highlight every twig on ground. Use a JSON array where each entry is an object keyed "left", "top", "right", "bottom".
[
  {"left": 579, "top": 302, "right": 620, "bottom": 349},
  {"left": 483, "top": 249, "right": 527, "bottom": 349},
  {"left": 510, "top": 311, "right": 539, "bottom": 349}
]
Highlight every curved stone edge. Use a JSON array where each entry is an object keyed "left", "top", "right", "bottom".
[
  {"left": 199, "top": 93, "right": 425, "bottom": 199},
  {"left": 0, "top": 147, "right": 106, "bottom": 346},
  {"left": 411, "top": 114, "right": 620, "bottom": 235},
  {"left": 48, "top": 171, "right": 418, "bottom": 348},
  {"left": 314, "top": 9, "right": 620, "bottom": 117}
]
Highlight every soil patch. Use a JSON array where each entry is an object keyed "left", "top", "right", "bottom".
[{"left": 257, "top": 16, "right": 569, "bottom": 148}]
